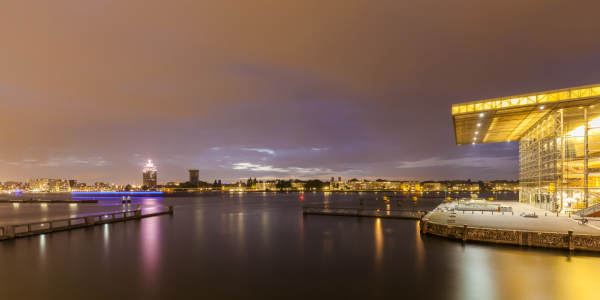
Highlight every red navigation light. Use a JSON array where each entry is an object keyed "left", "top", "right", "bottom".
[{"left": 300, "top": 196, "right": 304, "bottom": 200}]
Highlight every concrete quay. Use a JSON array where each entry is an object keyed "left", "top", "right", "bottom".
[
  {"left": 0, "top": 205, "right": 173, "bottom": 241},
  {"left": 421, "top": 201, "right": 600, "bottom": 251}
]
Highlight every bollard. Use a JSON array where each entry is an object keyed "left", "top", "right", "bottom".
[
  {"left": 557, "top": 213, "right": 558, "bottom": 217},
  {"left": 568, "top": 230, "right": 574, "bottom": 251},
  {"left": 482, "top": 211, "right": 483, "bottom": 214},
  {"left": 463, "top": 211, "right": 464, "bottom": 214},
  {"left": 85, "top": 216, "right": 95, "bottom": 226},
  {"left": 545, "top": 213, "right": 547, "bottom": 217},
  {"left": 492, "top": 211, "right": 493, "bottom": 215},
  {"left": 502, "top": 212, "right": 504, "bottom": 215},
  {"left": 169, "top": 206, "right": 174, "bottom": 214},
  {"left": 472, "top": 211, "right": 474, "bottom": 214},
  {"left": 463, "top": 224, "right": 468, "bottom": 241}
]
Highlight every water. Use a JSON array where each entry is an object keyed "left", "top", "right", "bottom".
[{"left": 0, "top": 191, "right": 597, "bottom": 300}]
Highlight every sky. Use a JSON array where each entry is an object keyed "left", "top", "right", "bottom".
[{"left": 3, "top": 0, "right": 600, "bottom": 184}]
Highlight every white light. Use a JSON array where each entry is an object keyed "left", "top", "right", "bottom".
[
  {"left": 540, "top": 106, "right": 544, "bottom": 109},
  {"left": 480, "top": 113, "right": 483, "bottom": 117},
  {"left": 472, "top": 142, "right": 475, "bottom": 144},
  {"left": 475, "top": 131, "right": 478, "bottom": 134},
  {"left": 473, "top": 138, "right": 476, "bottom": 140},
  {"left": 477, "top": 124, "right": 481, "bottom": 126}
]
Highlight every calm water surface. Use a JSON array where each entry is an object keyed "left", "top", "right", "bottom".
[{"left": 0, "top": 191, "right": 597, "bottom": 300}]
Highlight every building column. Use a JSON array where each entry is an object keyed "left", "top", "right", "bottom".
[{"left": 560, "top": 110, "right": 564, "bottom": 211}]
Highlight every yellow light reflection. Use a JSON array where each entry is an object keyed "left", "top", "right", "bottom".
[{"left": 375, "top": 218, "right": 383, "bottom": 265}]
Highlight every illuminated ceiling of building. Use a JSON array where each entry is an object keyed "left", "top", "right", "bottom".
[{"left": 453, "top": 84, "right": 600, "bottom": 145}]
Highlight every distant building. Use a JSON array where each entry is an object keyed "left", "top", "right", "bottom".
[
  {"left": 292, "top": 180, "right": 305, "bottom": 190},
  {"left": 143, "top": 160, "right": 157, "bottom": 188},
  {"left": 68, "top": 180, "right": 77, "bottom": 189},
  {"left": 95, "top": 182, "right": 110, "bottom": 189},
  {"left": 189, "top": 170, "right": 199, "bottom": 183},
  {"left": 4, "top": 181, "right": 23, "bottom": 189},
  {"left": 422, "top": 182, "right": 442, "bottom": 191}
]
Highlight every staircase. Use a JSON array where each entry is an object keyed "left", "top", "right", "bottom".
[{"left": 573, "top": 203, "right": 600, "bottom": 217}]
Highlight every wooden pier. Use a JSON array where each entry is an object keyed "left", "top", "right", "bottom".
[
  {"left": 0, "top": 206, "right": 173, "bottom": 240},
  {"left": 0, "top": 199, "right": 98, "bottom": 204},
  {"left": 359, "top": 198, "right": 390, "bottom": 205},
  {"left": 302, "top": 206, "right": 425, "bottom": 219}
]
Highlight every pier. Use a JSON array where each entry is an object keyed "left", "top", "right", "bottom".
[
  {"left": 302, "top": 206, "right": 425, "bottom": 219},
  {"left": 0, "top": 199, "right": 98, "bottom": 203},
  {"left": 0, "top": 206, "right": 173, "bottom": 240}
]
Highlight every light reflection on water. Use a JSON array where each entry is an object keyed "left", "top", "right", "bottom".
[
  {"left": 0, "top": 191, "right": 599, "bottom": 299},
  {"left": 375, "top": 218, "right": 383, "bottom": 265},
  {"left": 140, "top": 216, "right": 161, "bottom": 297}
]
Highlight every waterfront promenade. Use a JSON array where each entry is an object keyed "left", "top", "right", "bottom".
[
  {"left": 426, "top": 201, "right": 600, "bottom": 235},
  {"left": 422, "top": 201, "right": 600, "bottom": 251}
]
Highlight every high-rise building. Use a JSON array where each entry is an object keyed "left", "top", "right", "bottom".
[
  {"left": 143, "top": 160, "right": 157, "bottom": 188},
  {"left": 189, "top": 170, "right": 199, "bottom": 183}
]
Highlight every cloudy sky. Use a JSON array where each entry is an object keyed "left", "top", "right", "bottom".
[{"left": 2, "top": 1, "right": 600, "bottom": 184}]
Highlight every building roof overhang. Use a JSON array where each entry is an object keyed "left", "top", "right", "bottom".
[{"left": 452, "top": 83, "right": 600, "bottom": 145}]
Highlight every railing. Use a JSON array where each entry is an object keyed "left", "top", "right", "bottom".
[
  {"left": 573, "top": 203, "right": 600, "bottom": 217},
  {"left": 302, "top": 207, "right": 425, "bottom": 219}
]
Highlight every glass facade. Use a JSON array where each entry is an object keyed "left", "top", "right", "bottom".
[{"left": 520, "top": 106, "right": 600, "bottom": 212}]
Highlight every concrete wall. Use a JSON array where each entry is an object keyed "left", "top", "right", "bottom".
[{"left": 420, "top": 220, "right": 600, "bottom": 252}]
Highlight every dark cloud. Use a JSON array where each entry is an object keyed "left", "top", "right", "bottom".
[{"left": 1, "top": 1, "right": 600, "bottom": 184}]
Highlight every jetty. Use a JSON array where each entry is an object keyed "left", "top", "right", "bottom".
[
  {"left": 302, "top": 206, "right": 425, "bottom": 219},
  {"left": 0, "top": 206, "right": 173, "bottom": 241},
  {"left": 0, "top": 199, "right": 98, "bottom": 204}
]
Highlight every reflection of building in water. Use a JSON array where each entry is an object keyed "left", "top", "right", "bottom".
[
  {"left": 143, "top": 160, "right": 157, "bottom": 188},
  {"left": 452, "top": 83, "right": 600, "bottom": 212}
]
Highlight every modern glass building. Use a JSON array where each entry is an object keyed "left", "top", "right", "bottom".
[{"left": 452, "top": 83, "right": 600, "bottom": 213}]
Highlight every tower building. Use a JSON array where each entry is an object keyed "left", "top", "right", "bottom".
[
  {"left": 143, "top": 160, "right": 157, "bottom": 188},
  {"left": 189, "top": 170, "right": 199, "bottom": 183}
]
